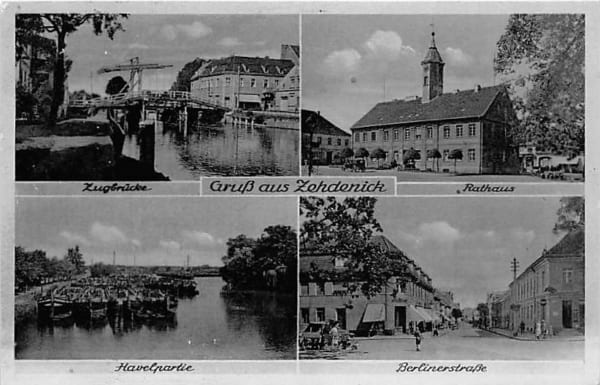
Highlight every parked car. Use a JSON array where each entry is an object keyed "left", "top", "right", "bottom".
[{"left": 299, "top": 322, "right": 353, "bottom": 350}]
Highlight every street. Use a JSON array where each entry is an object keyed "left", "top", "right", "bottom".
[{"left": 300, "top": 324, "right": 584, "bottom": 360}]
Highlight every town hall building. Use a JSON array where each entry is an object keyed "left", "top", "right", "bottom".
[{"left": 351, "top": 32, "right": 518, "bottom": 174}]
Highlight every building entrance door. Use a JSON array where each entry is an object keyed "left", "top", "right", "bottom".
[
  {"left": 336, "top": 308, "right": 347, "bottom": 330},
  {"left": 326, "top": 151, "right": 333, "bottom": 164},
  {"left": 562, "top": 300, "right": 573, "bottom": 328},
  {"left": 394, "top": 306, "right": 406, "bottom": 332}
]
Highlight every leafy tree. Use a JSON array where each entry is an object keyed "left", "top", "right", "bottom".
[
  {"left": 70, "top": 89, "right": 100, "bottom": 101},
  {"left": 448, "top": 149, "right": 463, "bottom": 173},
  {"left": 355, "top": 147, "right": 369, "bottom": 159},
  {"left": 105, "top": 76, "right": 129, "bottom": 95},
  {"left": 171, "top": 57, "right": 206, "bottom": 92},
  {"left": 554, "top": 196, "right": 584, "bottom": 233},
  {"left": 451, "top": 308, "right": 463, "bottom": 321},
  {"left": 476, "top": 303, "right": 489, "bottom": 328},
  {"left": 65, "top": 245, "right": 85, "bottom": 274},
  {"left": 340, "top": 147, "right": 354, "bottom": 160},
  {"left": 19, "top": 14, "right": 128, "bottom": 126},
  {"left": 15, "top": 246, "right": 47, "bottom": 290},
  {"left": 254, "top": 225, "right": 297, "bottom": 292},
  {"left": 90, "top": 262, "right": 117, "bottom": 277},
  {"left": 494, "top": 14, "right": 584, "bottom": 156},
  {"left": 221, "top": 234, "right": 258, "bottom": 289},
  {"left": 370, "top": 148, "right": 386, "bottom": 168},
  {"left": 300, "top": 197, "right": 392, "bottom": 298},
  {"left": 427, "top": 148, "right": 442, "bottom": 172},
  {"left": 403, "top": 147, "right": 421, "bottom": 169}
]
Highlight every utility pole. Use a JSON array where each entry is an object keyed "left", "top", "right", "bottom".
[
  {"left": 510, "top": 257, "right": 520, "bottom": 281},
  {"left": 113, "top": 251, "right": 116, "bottom": 266}
]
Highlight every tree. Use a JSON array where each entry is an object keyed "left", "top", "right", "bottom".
[
  {"left": 105, "top": 76, "right": 129, "bottom": 96},
  {"left": 448, "top": 149, "right": 463, "bottom": 173},
  {"left": 340, "top": 147, "right": 354, "bottom": 161},
  {"left": 254, "top": 225, "right": 297, "bottom": 292},
  {"left": 494, "top": 14, "right": 584, "bottom": 156},
  {"left": 171, "top": 57, "right": 206, "bottom": 92},
  {"left": 403, "top": 147, "right": 421, "bottom": 169},
  {"left": 427, "top": 148, "right": 442, "bottom": 172},
  {"left": 554, "top": 196, "right": 584, "bottom": 233},
  {"left": 65, "top": 245, "right": 85, "bottom": 274},
  {"left": 22, "top": 14, "right": 128, "bottom": 126},
  {"left": 300, "top": 197, "right": 392, "bottom": 298},
  {"left": 355, "top": 147, "right": 369, "bottom": 159},
  {"left": 476, "top": 303, "right": 490, "bottom": 328},
  {"left": 370, "top": 148, "right": 386, "bottom": 168},
  {"left": 15, "top": 246, "right": 48, "bottom": 290},
  {"left": 451, "top": 308, "right": 463, "bottom": 321}
]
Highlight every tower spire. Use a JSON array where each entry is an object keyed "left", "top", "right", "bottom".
[
  {"left": 421, "top": 26, "right": 444, "bottom": 103},
  {"left": 430, "top": 23, "right": 436, "bottom": 48}
]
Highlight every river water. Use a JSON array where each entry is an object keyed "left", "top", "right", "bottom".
[
  {"left": 122, "top": 122, "right": 299, "bottom": 179},
  {"left": 15, "top": 277, "right": 297, "bottom": 360}
]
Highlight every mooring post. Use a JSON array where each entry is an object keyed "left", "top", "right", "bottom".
[
  {"left": 183, "top": 106, "right": 188, "bottom": 136},
  {"left": 139, "top": 120, "right": 155, "bottom": 168}
]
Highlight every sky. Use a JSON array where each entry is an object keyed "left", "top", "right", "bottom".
[
  {"left": 302, "top": 15, "right": 510, "bottom": 131},
  {"left": 59, "top": 15, "right": 299, "bottom": 95},
  {"left": 15, "top": 197, "right": 297, "bottom": 268},
  {"left": 373, "top": 197, "right": 568, "bottom": 309}
]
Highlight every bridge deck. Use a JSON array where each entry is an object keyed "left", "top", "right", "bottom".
[{"left": 69, "top": 90, "right": 230, "bottom": 111}]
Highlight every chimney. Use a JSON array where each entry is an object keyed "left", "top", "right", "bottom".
[{"left": 474, "top": 84, "right": 482, "bottom": 92}]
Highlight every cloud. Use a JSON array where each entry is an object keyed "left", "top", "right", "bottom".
[
  {"left": 131, "top": 239, "right": 141, "bottom": 248},
  {"left": 182, "top": 230, "right": 223, "bottom": 247},
  {"left": 417, "top": 221, "right": 461, "bottom": 244},
  {"left": 218, "top": 37, "right": 243, "bottom": 47},
  {"left": 160, "top": 21, "right": 213, "bottom": 41},
  {"left": 510, "top": 228, "right": 536, "bottom": 245},
  {"left": 89, "top": 222, "right": 128, "bottom": 244},
  {"left": 60, "top": 231, "right": 90, "bottom": 246},
  {"left": 128, "top": 43, "right": 149, "bottom": 50},
  {"left": 444, "top": 47, "right": 473, "bottom": 67},
  {"left": 323, "top": 49, "right": 362, "bottom": 74},
  {"left": 160, "top": 240, "right": 181, "bottom": 250},
  {"left": 364, "top": 30, "right": 416, "bottom": 58}
]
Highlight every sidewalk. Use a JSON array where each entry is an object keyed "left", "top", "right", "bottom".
[
  {"left": 486, "top": 327, "right": 584, "bottom": 342},
  {"left": 353, "top": 329, "right": 450, "bottom": 341}
]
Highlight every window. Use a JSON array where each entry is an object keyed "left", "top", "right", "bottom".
[
  {"left": 363, "top": 132, "right": 367, "bottom": 142},
  {"left": 456, "top": 125, "right": 463, "bottom": 137},
  {"left": 263, "top": 79, "right": 269, "bottom": 88},
  {"left": 542, "top": 270, "right": 546, "bottom": 289},
  {"left": 337, "top": 138, "right": 341, "bottom": 146},
  {"left": 251, "top": 78, "right": 256, "bottom": 88},
  {"left": 393, "top": 129, "right": 399, "bottom": 141},
  {"left": 468, "top": 149, "right": 476, "bottom": 161},
  {"left": 427, "top": 126, "right": 433, "bottom": 138},
  {"left": 316, "top": 308, "right": 325, "bottom": 322},
  {"left": 301, "top": 308, "right": 309, "bottom": 324},
  {"left": 415, "top": 127, "right": 422, "bottom": 140},
  {"left": 327, "top": 137, "right": 332, "bottom": 145},
  {"left": 371, "top": 132, "right": 377, "bottom": 141},
  {"left": 443, "top": 126, "right": 450, "bottom": 138},
  {"left": 355, "top": 133, "right": 360, "bottom": 142},
  {"left": 345, "top": 139, "right": 349, "bottom": 146},
  {"left": 563, "top": 269, "right": 573, "bottom": 284},
  {"left": 240, "top": 78, "right": 245, "bottom": 87},
  {"left": 334, "top": 257, "right": 346, "bottom": 268},
  {"left": 275, "top": 79, "right": 279, "bottom": 87},
  {"left": 226, "top": 77, "right": 231, "bottom": 86},
  {"left": 383, "top": 130, "right": 389, "bottom": 141},
  {"left": 443, "top": 149, "right": 449, "bottom": 161},
  {"left": 404, "top": 128, "right": 410, "bottom": 140},
  {"left": 468, "top": 123, "right": 476, "bottom": 136},
  {"left": 424, "top": 76, "right": 428, "bottom": 86}
]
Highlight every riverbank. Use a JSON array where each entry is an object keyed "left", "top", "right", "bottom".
[{"left": 16, "top": 119, "right": 169, "bottom": 181}]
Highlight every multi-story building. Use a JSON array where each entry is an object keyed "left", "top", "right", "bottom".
[
  {"left": 507, "top": 228, "right": 584, "bottom": 335},
  {"left": 273, "top": 45, "right": 300, "bottom": 112},
  {"left": 190, "top": 44, "right": 297, "bottom": 111},
  {"left": 301, "top": 109, "right": 351, "bottom": 165},
  {"left": 487, "top": 290, "right": 510, "bottom": 329},
  {"left": 300, "top": 235, "right": 441, "bottom": 335},
  {"left": 350, "top": 32, "right": 518, "bottom": 174}
]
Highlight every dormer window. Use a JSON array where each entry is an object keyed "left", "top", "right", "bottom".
[{"left": 261, "top": 65, "right": 267, "bottom": 73}]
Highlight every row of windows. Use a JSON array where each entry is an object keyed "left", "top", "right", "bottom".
[
  {"left": 355, "top": 124, "right": 478, "bottom": 143},
  {"left": 514, "top": 267, "right": 575, "bottom": 302},
  {"left": 354, "top": 148, "right": 478, "bottom": 162},
  {"left": 315, "top": 136, "right": 350, "bottom": 147},
  {"left": 199, "top": 76, "right": 281, "bottom": 90}
]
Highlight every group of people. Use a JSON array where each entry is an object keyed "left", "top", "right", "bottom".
[{"left": 519, "top": 320, "right": 551, "bottom": 339}]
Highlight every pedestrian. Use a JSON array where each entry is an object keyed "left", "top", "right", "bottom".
[
  {"left": 520, "top": 321, "right": 525, "bottom": 335},
  {"left": 414, "top": 330, "right": 422, "bottom": 351},
  {"left": 433, "top": 326, "right": 439, "bottom": 337},
  {"left": 541, "top": 320, "right": 547, "bottom": 339},
  {"left": 535, "top": 321, "right": 542, "bottom": 340},
  {"left": 330, "top": 321, "right": 340, "bottom": 348}
]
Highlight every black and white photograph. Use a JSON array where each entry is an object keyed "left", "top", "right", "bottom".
[
  {"left": 14, "top": 197, "right": 297, "bottom": 359},
  {"left": 301, "top": 15, "right": 584, "bottom": 182},
  {"left": 15, "top": 14, "right": 300, "bottom": 180},
  {"left": 299, "top": 196, "right": 584, "bottom": 360}
]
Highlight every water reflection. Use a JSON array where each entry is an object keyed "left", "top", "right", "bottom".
[
  {"left": 122, "top": 122, "right": 299, "bottom": 179},
  {"left": 15, "top": 277, "right": 296, "bottom": 359}
]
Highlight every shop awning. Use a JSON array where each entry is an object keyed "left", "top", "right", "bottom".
[
  {"left": 407, "top": 305, "right": 433, "bottom": 323},
  {"left": 239, "top": 94, "right": 261, "bottom": 104},
  {"left": 362, "top": 303, "right": 385, "bottom": 322}
]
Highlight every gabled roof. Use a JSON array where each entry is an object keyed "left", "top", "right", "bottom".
[
  {"left": 422, "top": 33, "right": 444, "bottom": 64},
  {"left": 193, "top": 56, "right": 295, "bottom": 79},
  {"left": 545, "top": 227, "right": 584, "bottom": 257},
  {"left": 302, "top": 109, "right": 351, "bottom": 137},
  {"left": 351, "top": 85, "right": 507, "bottom": 129}
]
